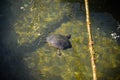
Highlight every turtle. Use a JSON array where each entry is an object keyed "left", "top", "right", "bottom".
[{"left": 46, "top": 34, "right": 72, "bottom": 56}]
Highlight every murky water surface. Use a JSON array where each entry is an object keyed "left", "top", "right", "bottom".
[{"left": 1, "top": 0, "right": 120, "bottom": 80}]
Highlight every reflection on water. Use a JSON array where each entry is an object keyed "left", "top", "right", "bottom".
[{"left": 1, "top": 0, "right": 120, "bottom": 80}]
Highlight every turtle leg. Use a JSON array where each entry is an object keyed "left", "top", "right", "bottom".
[{"left": 57, "top": 49, "right": 62, "bottom": 56}]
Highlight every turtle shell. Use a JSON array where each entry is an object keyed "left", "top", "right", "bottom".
[{"left": 46, "top": 34, "right": 72, "bottom": 50}]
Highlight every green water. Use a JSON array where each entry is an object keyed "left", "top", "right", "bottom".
[{"left": 3, "top": 0, "right": 120, "bottom": 80}]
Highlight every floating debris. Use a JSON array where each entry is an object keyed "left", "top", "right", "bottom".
[
  {"left": 111, "top": 32, "right": 120, "bottom": 40},
  {"left": 117, "top": 23, "right": 120, "bottom": 31},
  {"left": 97, "top": 27, "right": 100, "bottom": 30},
  {"left": 20, "top": 6, "right": 25, "bottom": 11},
  {"left": 24, "top": 4, "right": 28, "bottom": 7}
]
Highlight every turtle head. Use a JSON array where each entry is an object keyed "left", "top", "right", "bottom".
[{"left": 66, "top": 34, "right": 71, "bottom": 39}]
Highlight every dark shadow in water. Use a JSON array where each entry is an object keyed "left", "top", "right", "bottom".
[
  {"left": 98, "top": 66, "right": 120, "bottom": 80},
  {"left": 0, "top": 0, "right": 37, "bottom": 80},
  {"left": 0, "top": 0, "right": 70, "bottom": 80}
]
